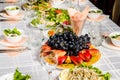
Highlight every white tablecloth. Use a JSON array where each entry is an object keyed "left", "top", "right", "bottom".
[{"left": 0, "top": 0, "right": 120, "bottom": 80}]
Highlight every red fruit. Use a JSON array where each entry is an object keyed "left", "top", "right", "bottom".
[
  {"left": 41, "top": 44, "right": 51, "bottom": 51},
  {"left": 58, "top": 56, "right": 67, "bottom": 65},
  {"left": 78, "top": 52, "right": 86, "bottom": 60},
  {"left": 63, "top": 20, "right": 70, "bottom": 25},
  {"left": 77, "top": 56, "right": 83, "bottom": 63},
  {"left": 70, "top": 56, "right": 78, "bottom": 65},
  {"left": 55, "top": 10, "right": 62, "bottom": 14},
  {"left": 84, "top": 51, "right": 92, "bottom": 62}
]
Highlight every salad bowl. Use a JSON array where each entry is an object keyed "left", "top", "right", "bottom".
[
  {"left": 4, "top": 6, "right": 20, "bottom": 16},
  {"left": 3, "top": 28, "right": 23, "bottom": 43},
  {"left": 109, "top": 32, "right": 120, "bottom": 47},
  {"left": 88, "top": 8, "right": 102, "bottom": 19}
]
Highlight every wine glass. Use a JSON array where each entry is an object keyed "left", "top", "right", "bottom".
[{"left": 39, "top": 53, "right": 58, "bottom": 80}]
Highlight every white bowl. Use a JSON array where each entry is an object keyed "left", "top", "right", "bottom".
[
  {"left": 88, "top": 8, "right": 102, "bottom": 19},
  {"left": 3, "top": 29, "right": 23, "bottom": 43},
  {"left": 109, "top": 32, "right": 120, "bottom": 47},
  {"left": 4, "top": 6, "right": 20, "bottom": 16}
]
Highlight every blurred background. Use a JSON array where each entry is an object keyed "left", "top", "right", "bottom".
[{"left": 90, "top": 0, "right": 120, "bottom": 26}]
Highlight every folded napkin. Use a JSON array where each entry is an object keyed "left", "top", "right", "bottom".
[
  {"left": 5, "top": 0, "right": 17, "bottom": 3},
  {"left": 0, "top": 12, "right": 23, "bottom": 20},
  {"left": 68, "top": 6, "right": 90, "bottom": 36},
  {"left": 87, "top": 15, "right": 109, "bottom": 22},
  {"left": 0, "top": 37, "right": 26, "bottom": 46}
]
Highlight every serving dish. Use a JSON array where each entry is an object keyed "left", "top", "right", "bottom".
[
  {"left": 59, "top": 65, "right": 111, "bottom": 80},
  {"left": 3, "top": 28, "right": 23, "bottom": 43},
  {"left": 88, "top": 8, "right": 102, "bottom": 19},
  {"left": 109, "top": 32, "right": 120, "bottom": 47},
  {"left": 40, "top": 31, "right": 101, "bottom": 69},
  {"left": 4, "top": 6, "right": 20, "bottom": 16}
]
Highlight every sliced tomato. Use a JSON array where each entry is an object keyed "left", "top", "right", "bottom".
[
  {"left": 55, "top": 9, "right": 62, "bottom": 14},
  {"left": 58, "top": 56, "right": 67, "bottom": 65}
]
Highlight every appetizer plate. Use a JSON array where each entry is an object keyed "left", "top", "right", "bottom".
[
  {"left": 0, "top": 36, "right": 27, "bottom": 47},
  {"left": 102, "top": 38, "right": 120, "bottom": 50},
  {"left": 0, "top": 12, "right": 24, "bottom": 20},
  {"left": 59, "top": 66, "right": 111, "bottom": 80},
  {"left": 0, "top": 73, "right": 13, "bottom": 80}
]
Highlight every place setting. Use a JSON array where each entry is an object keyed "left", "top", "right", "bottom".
[
  {"left": 0, "top": 27, "right": 29, "bottom": 56},
  {"left": 0, "top": 5, "right": 24, "bottom": 21},
  {"left": 102, "top": 32, "right": 120, "bottom": 51}
]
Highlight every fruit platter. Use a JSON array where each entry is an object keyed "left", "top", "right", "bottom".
[{"left": 40, "top": 31, "right": 101, "bottom": 69}]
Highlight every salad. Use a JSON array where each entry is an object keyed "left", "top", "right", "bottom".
[
  {"left": 0, "top": 68, "right": 31, "bottom": 80},
  {"left": 14, "top": 68, "right": 31, "bottom": 80},
  {"left": 6, "top": 6, "right": 19, "bottom": 10},
  {"left": 59, "top": 65, "right": 111, "bottom": 80},
  {"left": 30, "top": 8, "right": 70, "bottom": 28},
  {"left": 3, "top": 27, "right": 21, "bottom": 37}
]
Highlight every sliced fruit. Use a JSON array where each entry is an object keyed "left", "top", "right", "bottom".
[
  {"left": 41, "top": 44, "right": 52, "bottom": 52},
  {"left": 89, "top": 49, "right": 100, "bottom": 56},
  {"left": 65, "top": 56, "right": 72, "bottom": 63},
  {"left": 78, "top": 52, "right": 85, "bottom": 60},
  {"left": 70, "top": 56, "right": 78, "bottom": 65},
  {"left": 77, "top": 56, "right": 83, "bottom": 63},
  {"left": 58, "top": 56, "right": 67, "bottom": 65},
  {"left": 84, "top": 51, "right": 92, "bottom": 62},
  {"left": 53, "top": 50, "right": 66, "bottom": 57},
  {"left": 48, "top": 30, "right": 55, "bottom": 36}
]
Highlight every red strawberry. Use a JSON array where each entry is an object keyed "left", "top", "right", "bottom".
[
  {"left": 70, "top": 56, "right": 78, "bottom": 65},
  {"left": 58, "top": 56, "right": 67, "bottom": 65},
  {"left": 77, "top": 56, "right": 83, "bottom": 63},
  {"left": 84, "top": 50, "right": 92, "bottom": 62},
  {"left": 78, "top": 52, "right": 86, "bottom": 61}
]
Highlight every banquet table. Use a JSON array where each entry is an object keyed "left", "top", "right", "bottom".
[{"left": 0, "top": 0, "right": 120, "bottom": 80}]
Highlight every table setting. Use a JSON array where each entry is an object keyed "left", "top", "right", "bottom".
[{"left": 0, "top": 0, "right": 120, "bottom": 80}]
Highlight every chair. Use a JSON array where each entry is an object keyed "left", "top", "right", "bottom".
[{"left": 112, "top": 0, "right": 120, "bottom": 26}]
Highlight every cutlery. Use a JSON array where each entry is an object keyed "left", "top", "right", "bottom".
[{"left": 0, "top": 47, "right": 31, "bottom": 53}]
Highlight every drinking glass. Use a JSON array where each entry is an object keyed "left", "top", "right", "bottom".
[
  {"left": 39, "top": 54, "right": 58, "bottom": 80},
  {"left": 86, "top": 21, "right": 103, "bottom": 46}
]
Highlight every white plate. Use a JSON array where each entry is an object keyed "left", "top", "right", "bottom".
[
  {"left": 0, "top": 73, "right": 13, "bottom": 80},
  {"left": 0, "top": 12, "right": 23, "bottom": 20},
  {"left": 29, "top": 23, "right": 45, "bottom": 30},
  {"left": 102, "top": 38, "right": 120, "bottom": 50},
  {"left": 0, "top": 36, "right": 27, "bottom": 47}
]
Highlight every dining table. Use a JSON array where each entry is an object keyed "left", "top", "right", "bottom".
[{"left": 0, "top": 0, "right": 120, "bottom": 80}]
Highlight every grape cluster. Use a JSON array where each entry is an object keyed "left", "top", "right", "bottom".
[{"left": 47, "top": 31, "right": 90, "bottom": 56}]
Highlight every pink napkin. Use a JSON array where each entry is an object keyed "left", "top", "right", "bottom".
[
  {"left": 68, "top": 6, "right": 90, "bottom": 36},
  {"left": 0, "top": 12, "right": 23, "bottom": 20},
  {"left": 5, "top": 0, "right": 17, "bottom": 3},
  {"left": 87, "top": 15, "right": 109, "bottom": 22}
]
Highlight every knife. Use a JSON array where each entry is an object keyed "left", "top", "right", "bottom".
[{"left": 0, "top": 47, "right": 31, "bottom": 53}]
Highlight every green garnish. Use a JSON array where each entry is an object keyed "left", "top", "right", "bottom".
[
  {"left": 89, "top": 9, "right": 102, "bottom": 13},
  {"left": 4, "top": 27, "right": 21, "bottom": 36},
  {"left": 111, "top": 34, "right": 120, "bottom": 39},
  {"left": 6, "top": 7, "right": 19, "bottom": 10},
  {"left": 14, "top": 68, "right": 31, "bottom": 80}
]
